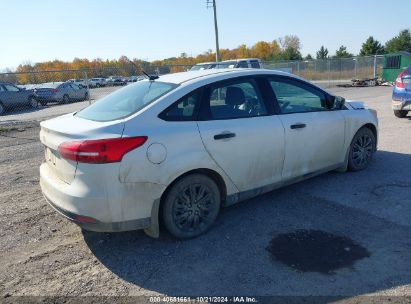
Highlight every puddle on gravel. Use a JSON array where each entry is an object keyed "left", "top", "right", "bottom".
[{"left": 267, "top": 230, "right": 370, "bottom": 275}]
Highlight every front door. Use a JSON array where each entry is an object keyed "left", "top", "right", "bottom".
[{"left": 267, "top": 76, "right": 345, "bottom": 181}]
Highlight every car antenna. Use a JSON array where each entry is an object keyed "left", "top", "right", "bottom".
[{"left": 142, "top": 70, "right": 159, "bottom": 81}]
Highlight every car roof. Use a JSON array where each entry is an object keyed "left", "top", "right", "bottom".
[
  {"left": 157, "top": 68, "right": 297, "bottom": 85},
  {"left": 222, "top": 58, "right": 261, "bottom": 62}
]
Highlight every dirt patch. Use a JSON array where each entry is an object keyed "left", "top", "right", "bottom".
[{"left": 267, "top": 230, "right": 370, "bottom": 275}]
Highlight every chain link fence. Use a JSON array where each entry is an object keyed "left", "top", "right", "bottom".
[
  {"left": 0, "top": 55, "right": 385, "bottom": 131},
  {"left": 263, "top": 55, "right": 384, "bottom": 87}
]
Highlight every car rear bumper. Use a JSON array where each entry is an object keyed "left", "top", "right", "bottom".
[
  {"left": 44, "top": 193, "right": 150, "bottom": 232},
  {"left": 40, "top": 162, "right": 162, "bottom": 232},
  {"left": 392, "top": 99, "right": 411, "bottom": 111}
]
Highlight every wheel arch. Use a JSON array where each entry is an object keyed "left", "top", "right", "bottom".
[
  {"left": 144, "top": 167, "right": 228, "bottom": 238},
  {"left": 159, "top": 168, "right": 227, "bottom": 213},
  {"left": 360, "top": 123, "right": 378, "bottom": 151}
]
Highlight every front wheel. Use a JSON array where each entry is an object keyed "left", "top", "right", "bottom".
[
  {"left": 348, "top": 128, "right": 376, "bottom": 171},
  {"left": 84, "top": 92, "right": 89, "bottom": 101},
  {"left": 162, "top": 174, "right": 221, "bottom": 239},
  {"left": 394, "top": 110, "right": 408, "bottom": 118}
]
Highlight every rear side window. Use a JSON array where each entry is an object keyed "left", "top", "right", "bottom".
[
  {"left": 76, "top": 81, "right": 177, "bottom": 121},
  {"left": 160, "top": 91, "right": 200, "bottom": 121},
  {"left": 250, "top": 60, "right": 260, "bottom": 68}
]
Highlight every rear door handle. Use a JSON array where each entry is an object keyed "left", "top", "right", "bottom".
[
  {"left": 214, "top": 132, "right": 236, "bottom": 140},
  {"left": 290, "top": 123, "right": 306, "bottom": 129}
]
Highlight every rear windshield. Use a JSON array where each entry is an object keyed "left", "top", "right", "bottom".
[{"left": 76, "top": 81, "right": 177, "bottom": 121}]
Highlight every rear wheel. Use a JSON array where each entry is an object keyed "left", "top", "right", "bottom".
[
  {"left": 29, "top": 96, "right": 39, "bottom": 109},
  {"left": 394, "top": 110, "right": 408, "bottom": 118},
  {"left": 162, "top": 174, "right": 221, "bottom": 239},
  {"left": 348, "top": 128, "right": 376, "bottom": 171},
  {"left": 62, "top": 94, "right": 69, "bottom": 104},
  {"left": 84, "top": 92, "right": 89, "bottom": 101}
]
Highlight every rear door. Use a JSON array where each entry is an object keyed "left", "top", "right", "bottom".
[
  {"left": 267, "top": 76, "right": 345, "bottom": 181},
  {"left": 197, "top": 77, "right": 285, "bottom": 192}
]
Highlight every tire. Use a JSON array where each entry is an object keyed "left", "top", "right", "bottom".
[
  {"left": 29, "top": 96, "right": 39, "bottom": 109},
  {"left": 162, "top": 174, "right": 221, "bottom": 239},
  {"left": 348, "top": 127, "right": 376, "bottom": 171},
  {"left": 84, "top": 92, "right": 89, "bottom": 101},
  {"left": 62, "top": 94, "right": 69, "bottom": 104},
  {"left": 96, "top": 83, "right": 100, "bottom": 88},
  {"left": 0, "top": 102, "right": 5, "bottom": 115},
  {"left": 394, "top": 110, "right": 408, "bottom": 118}
]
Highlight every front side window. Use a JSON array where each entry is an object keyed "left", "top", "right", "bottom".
[
  {"left": 269, "top": 78, "right": 327, "bottom": 114},
  {"left": 76, "top": 81, "right": 177, "bottom": 121},
  {"left": 160, "top": 91, "right": 200, "bottom": 121},
  {"left": 204, "top": 79, "right": 267, "bottom": 120}
]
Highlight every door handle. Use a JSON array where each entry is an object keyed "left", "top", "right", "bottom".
[
  {"left": 214, "top": 132, "right": 236, "bottom": 140},
  {"left": 290, "top": 123, "right": 306, "bottom": 129}
]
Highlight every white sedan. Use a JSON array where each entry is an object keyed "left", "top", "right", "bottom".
[{"left": 39, "top": 69, "right": 378, "bottom": 239}]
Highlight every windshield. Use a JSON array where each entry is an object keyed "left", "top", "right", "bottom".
[{"left": 76, "top": 81, "right": 177, "bottom": 121}]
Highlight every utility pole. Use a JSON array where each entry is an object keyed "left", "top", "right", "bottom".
[{"left": 207, "top": 0, "right": 220, "bottom": 62}]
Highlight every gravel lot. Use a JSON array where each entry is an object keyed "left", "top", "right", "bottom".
[{"left": 1, "top": 85, "right": 411, "bottom": 301}]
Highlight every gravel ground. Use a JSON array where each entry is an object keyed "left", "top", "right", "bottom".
[{"left": 1, "top": 86, "right": 411, "bottom": 302}]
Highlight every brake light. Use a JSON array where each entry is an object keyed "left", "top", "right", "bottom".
[
  {"left": 395, "top": 69, "right": 407, "bottom": 89},
  {"left": 51, "top": 89, "right": 59, "bottom": 93},
  {"left": 58, "top": 137, "right": 147, "bottom": 163}
]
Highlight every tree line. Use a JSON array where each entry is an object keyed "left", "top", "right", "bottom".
[{"left": 1, "top": 29, "right": 410, "bottom": 84}]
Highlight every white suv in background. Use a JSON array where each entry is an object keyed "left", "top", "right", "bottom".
[{"left": 219, "top": 58, "right": 263, "bottom": 69}]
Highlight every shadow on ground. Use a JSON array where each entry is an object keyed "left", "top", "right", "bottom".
[{"left": 83, "top": 150, "right": 411, "bottom": 297}]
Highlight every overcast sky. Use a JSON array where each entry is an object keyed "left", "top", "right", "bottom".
[{"left": 1, "top": 0, "right": 410, "bottom": 70}]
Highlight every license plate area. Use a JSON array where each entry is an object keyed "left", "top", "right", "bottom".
[{"left": 45, "top": 147, "right": 59, "bottom": 167}]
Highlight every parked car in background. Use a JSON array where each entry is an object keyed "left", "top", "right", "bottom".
[
  {"left": 107, "top": 76, "right": 127, "bottom": 86},
  {"left": 392, "top": 65, "right": 411, "bottom": 118},
  {"left": 67, "top": 79, "right": 88, "bottom": 88},
  {"left": 89, "top": 78, "right": 107, "bottom": 88},
  {"left": 218, "top": 58, "right": 263, "bottom": 69},
  {"left": 40, "top": 69, "right": 378, "bottom": 240},
  {"left": 34, "top": 82, "right": 89, "bottom": 104},
  {"left": 0, "top": 82, "right": 39, "bottom": 115}
]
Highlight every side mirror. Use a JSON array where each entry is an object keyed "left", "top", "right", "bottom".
[{"left": 328, "top": 95, "right": 345, "bottom": 109}]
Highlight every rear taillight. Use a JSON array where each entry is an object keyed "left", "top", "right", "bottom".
[
  {"left": 395, "top": 69, "right": 407, "bottom": 89},
  {"left": 58, "top": 137, "right": 147, "bottom": 164}
]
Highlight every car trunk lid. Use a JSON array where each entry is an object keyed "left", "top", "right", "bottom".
[{"left": 40, "top": 113, "right": 125, "bottom": 184}]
